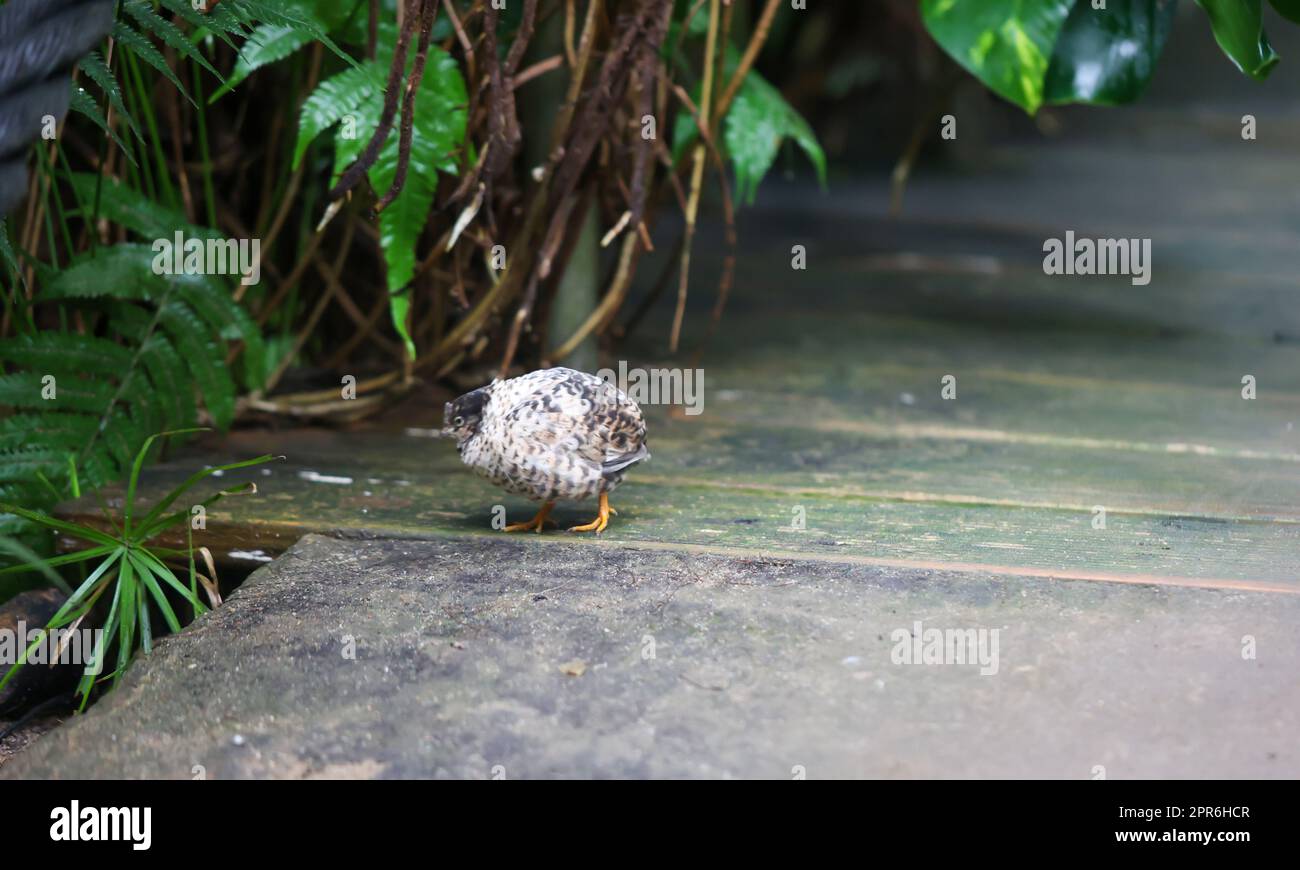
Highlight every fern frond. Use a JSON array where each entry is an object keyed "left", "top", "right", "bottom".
[
  {"left": 233, "top": 0, "right": 360, "bottom": 69},
  {"left": 111, "top": 21, "right": 195, "bottom": 106},
  {"left": 0, "top": 372, "right": 117, "bottom": 414},
  {"left": 0, "top": 448, "right": 69, "bottom": 486},
  {"left": 68, "top": 86, "right": 134, "bottom": 160},
  {"left": 157, "top": 299, "right": 236, "bottom": 429},
  {"left": 210, "top": 23, "right": 316, "bottom": 102},
  {"left": 171, "top": 273, "right": 266, "bottom": 391},
  {"left": 65, "top": 176, "right": 219, "bottom": 244},
  {"left": 158, "top": 0, "right": 245, "bottom": 48},
  {"left": 39, "top": 244, "right": 165, "bottom": 302},
  {"left": 0, "top": 332, "right": 135, "bottom": 373},
  {"left": 110, "top": 305, "right": 199, "bottom": 431},
  {"left": 124, "top": 0, "right": 224, "bottom": 82},
  {"left": 76, "top": 51, "right": 142, "bottom": 140},
  {"left": 0, "top": 415, "right": 115, "bottom": 488},
  {"left": 293, "top": 61, "right": 384, "bottom": 170},
  {"left": 0, "top": 219, "right": 26, "bottom": 300},
  {"left": 198, "top": 0, "right": 253, "bottom": 43}
]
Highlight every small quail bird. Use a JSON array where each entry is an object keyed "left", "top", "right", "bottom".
[{"left": 443, "top": 367, "right": 649, "bottom": 534}]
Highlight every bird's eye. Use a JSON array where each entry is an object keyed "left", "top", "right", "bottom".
[{"left": 454, "top": 416, "right": 464, "bottom": 426}]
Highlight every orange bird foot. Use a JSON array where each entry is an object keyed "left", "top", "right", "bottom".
[
  {"left": 504, "top": 501, "right": 556, "bottom": 533},
  {"left": 568, "top": 492, "right": 615, "bottom": 534}
]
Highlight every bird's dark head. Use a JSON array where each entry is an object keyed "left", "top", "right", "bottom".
[{"left": 442, "top": 387, "right": 489, "bottom": 443}]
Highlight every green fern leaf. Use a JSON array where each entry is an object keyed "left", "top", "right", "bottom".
[
  {"left": 65, "top": 176, "right": 218, "bottom": 243},
  {"left": 0, "top": 333, "right": 135, "bottom": 374},
  {"left": 0, "top": 449, "right": 68, "bottom": 484},
  {"left": 211, "top": 23, "right": 316, "bottom": 102},
  {"left": 112, "top": 21, "right": 195, "bottom": 107},
  {"left": 77, "top": 51, "right": 142, "bottom": 140},
  {"left": 38, "top": 244, "right": 261, "bottom": 421},
  {"left": 0, "top": 372, "right": 117, "bottom": 414},
  {"left": 205, "top": 0, "right": 254, "bottom": 40},
  {"left": 158, "top": 300, "right": 236, "bottom": 429},
  {"left": 111, "top": 306, "right": 199, "bottom": 431},
  {"left": 40, "top": 244, "right": 167, "bottom": 302},
  {"left": 158, "top": 0, "right": 245, "bottom": 48},
  {"left": 0, "top": 412, "right": 97, "bottom": 456},
  {"left": 329, "top": 48, "right": 467, "bottom": 356},
  {"left": 124, "top": 0, "right": 223, "bottom": 82},
  {"left": 293, "top": 61, "right": 384, "bottom": 170},
  {"left": 171, "top": 274, "right": 267, "bottom": 391},
  {"left": 68, "top": 86, "right": 134, "bottom": 161},
  {"left": 100, "top": 408, "right": 148, "bottom": 471},
  {"left": 234, "top": 0, "right": 360, "bottom": 70},
  {"left": 141, "top": 333, "right": 199, "bottom": 430},
  {"left": 0, "top": 219, "right": 24, "bottom": 298}
]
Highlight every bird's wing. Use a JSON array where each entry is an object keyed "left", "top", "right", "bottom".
[{"left": 499, "top": 369, "right": 646, "bottom": 469}]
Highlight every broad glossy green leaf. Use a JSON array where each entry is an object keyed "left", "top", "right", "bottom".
[
  {"left": 921, "top": 0, "right": 1074, "bottom": 113},
  {"left": 672, "top": 49, "right": 825, "bottom": 204},
  {"left": 1195, "top": 0, "right": 1279, "bottom": 80},
  {"left": 1045, "top": 0, "right": 1178, "bottom": 106},
  {"left": 724, "top": 70, "right": 826, "bottom": 203}
]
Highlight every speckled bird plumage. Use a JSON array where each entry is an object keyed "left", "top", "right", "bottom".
[{"left": 444, "top": 368, "right": 649, "bottom": 515}]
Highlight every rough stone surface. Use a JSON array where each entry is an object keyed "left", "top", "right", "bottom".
[{"left": 5, "top": 534, "right": 1296, "bottom": 779}]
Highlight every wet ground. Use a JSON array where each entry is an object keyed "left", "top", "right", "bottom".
[{"left": 5, "top": 106, "right": 1300, "bottom": 778}]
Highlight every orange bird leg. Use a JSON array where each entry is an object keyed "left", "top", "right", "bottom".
[
  {"left": 504, "top": 501, "right": 556, "bottom": 533},
  {"left": 568, "top": 491, "right": 613, "bottom": 534}
]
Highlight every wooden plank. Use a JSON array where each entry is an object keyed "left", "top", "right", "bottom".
[{"left": 57, "top": 431, "right": 1300, "bottom": 590}]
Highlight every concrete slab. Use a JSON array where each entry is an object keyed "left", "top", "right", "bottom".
[{"left": 5, "top": 534, "right": 1296, "bottom": 779}]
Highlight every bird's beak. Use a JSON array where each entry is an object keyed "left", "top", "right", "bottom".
[{"left": 441, "top": 401, "right": 453, "bottom": 434}]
